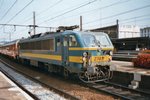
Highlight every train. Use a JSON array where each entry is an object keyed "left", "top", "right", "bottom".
[{"left": 0, "top": 30, "right": 114, "bottom": 83}]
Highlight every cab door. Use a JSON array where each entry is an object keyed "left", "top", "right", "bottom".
[{"left": 62, "top": 35, "right": 69, "bottom": 66}]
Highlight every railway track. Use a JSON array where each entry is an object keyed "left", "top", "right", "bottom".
[
  {"left": 1, "top": 56, "right": 150, "bottom": 100},
  {"left": 0, "top": 58, "right": 79, "bottom": 100},
  {"left": 86, "top": 81, "right": 150, "bottom": 100},
  {"left": 0, "top": 64, "right": 38, "bottom": 100},
  {"left": 4, "top": 55, "right": 148, "bottom": 100}
]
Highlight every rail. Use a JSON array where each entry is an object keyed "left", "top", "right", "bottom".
[
  {"left": 0, "top": 58, "right": 79, "bottom": 100},
  {"left": 0, "top": 60, "right": 39, "bottom": 100},
  {"left": 85, "top": 81, "right": 150, "bottom": 100}
]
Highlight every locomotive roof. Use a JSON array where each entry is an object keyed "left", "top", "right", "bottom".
[
  {"left": 19, "top": 30, "right": 107, "bottom": 43},
  {"left": 19, "top": 30, "right": 76, "bottom": 43},
  {"left": 2, "top": 39, "right": 20, "bottom": 46}
]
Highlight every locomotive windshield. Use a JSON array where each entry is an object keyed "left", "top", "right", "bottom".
[
  {"left": 82, "top": 34, "right": 97, "bottom": 47},
  {"left": 81, "top": 32, "right": 111, "bottom": 47},
  {"left": 94, "top": 34, "right": 111, "bottom": 46}
]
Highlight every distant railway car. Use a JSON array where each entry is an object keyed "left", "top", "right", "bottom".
[
  {"left": 0, "top": 40, "right": 19, "bottom": 59},
  {"left": 18, "top": 30, "right": 114, "bottom": 83}
]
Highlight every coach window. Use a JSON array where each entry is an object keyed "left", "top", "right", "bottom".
[
  {"left": 36, "top": 41, "right": 41, "bottom": 50},
  {"left": 30, "top": 42, "right": 35, "bottom": 50},
  {"left": 26, "top": 42, "right": 29, "bottom": 50},
  {"left": 24, "top": 43, "right": 27, "bottom": 50},
  {"left": 22, "top": 43, "right": 25, "bottom": 50},
  {"left": 69, "top": 35, "right": 78, "bottom": 47},
  {"left": 20, "top": 43, "right": 23, "bottom": 49},
  {"left": 50, "top": 39, "right": 54, "bottom": 51},
  {"left": 41, "top": 40, "right": 49, "bottom": 50}
]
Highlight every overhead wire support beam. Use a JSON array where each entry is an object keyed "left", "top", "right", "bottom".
[
  {"left": 0, "top": 24, "right": 56, "bottom": 29},
  {"left": 0, "top": 24, "right": 29, "bottom": 27}
]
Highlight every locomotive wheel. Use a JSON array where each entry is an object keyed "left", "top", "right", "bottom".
[
  {"left": 107, "top": 70, "right": 113, "bottom": 79},
  {"left": 78, "top": 71, "right": 91, "bottom": 83},
  {"left": 78, "top": 70, "right": 111, "bottom": 83},
  {"left": 63, "top": 68, "right": 69, "bottom": 79},
  {"left": 104, "top": 68, "right": 111, "bottom": 79}
]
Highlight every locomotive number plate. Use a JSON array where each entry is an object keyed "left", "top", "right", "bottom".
[{"left": 93, "top": 56, "right": 109, "bottom": 62}]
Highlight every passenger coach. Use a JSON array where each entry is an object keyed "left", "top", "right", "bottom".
[{"left": 0, "top": 40, "right": 19, "bottom": 59}]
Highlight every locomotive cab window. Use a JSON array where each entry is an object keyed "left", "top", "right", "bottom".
[
  {"left": 56, "top": 37, "right": 61, "bottom": 52},
  {"left": 69, "top": 35, "right": 78, "bottom": 47},
  {"left": 56, "top": 38, "right": 61, "bottom": 47},
  {"left": 63, "top": 36, "right": 68, "bottom": 46},
  {"left": 95, "top": 34, "right": 111, "bottom": 46}
]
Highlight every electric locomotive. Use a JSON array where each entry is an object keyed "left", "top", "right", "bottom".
[{"left": 18, "top": 30, "right": 113, "bottom": 83}]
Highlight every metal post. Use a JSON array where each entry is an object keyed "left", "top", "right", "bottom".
[
  {"left": 116, "top": 19, "right": 119, "bottom": 39},
  {"left": 33, "top": 11, "right": 36, "bottom": 35},
  {"left": 80, "top": 16, "right": 82, "bottom": 31}
]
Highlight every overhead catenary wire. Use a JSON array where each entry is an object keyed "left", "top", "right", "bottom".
[
  {"left": 83, "top": 4, "right": 150, "bottom": 25},
  {"left": 40, "top": 0, "right": 98, "bottom": 24},
  {"left": 4, "top": 0, "right": 34, "bottom": 24},
  {"left": 39, "top": 0, "right": 131, "bottom": 25},
  {"left": 1, "top": 1, "right": 150, "bottom": 35},
  {"left": 111, "top": 14, "right": 150, "bottom": 25},
  {"left": 85, "top": 13, "right": 150, "bottom": 28},
  {"left": 120, "top": 17, "right": 150, "bottom": 24},
  {"left": 37, "top": 0, "right": 63, "bottom": 16},
  {"left": 37, "top": 0, "right": 96, "bottom": 20},
  {"left": 83, "top": 13, "right": 150, "bottom": 29},
  {"left": 22, "top": 0, "right": 63, "bottom": 24},
  {"left": 77, "top": 0, "right": 131, "bottom": 16},
  {"left": 120, "top": 13, "right": 150, "bottom": 22},
  {"left": 0, "top": 0, "right": 18, "bottom": 21},
  {"left": 85, "top": 17, "right": 150, "bottom": 29}
]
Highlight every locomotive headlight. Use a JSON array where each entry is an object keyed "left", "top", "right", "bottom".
[
  {"left": 109, "top": 51, "right": 113, "bottom": 55},
  {"left": 83, "top": 52, "right": 88, "bottom": 63},
  {"left": 83, "top": 52, "right": 88, "bottom": 57},
  {"left": 82, "top": 52, "right": 90, "bottom": 67}
]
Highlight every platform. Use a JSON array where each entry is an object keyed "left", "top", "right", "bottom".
[
  {"left": 111, "top": 60, "right": 150, "bottom": 90},
  {"left": 111, "top": 61, "right": 150, "bottom": 75},
  {"left": 0, "top": 71, "right": 33, "bottom": 100}
]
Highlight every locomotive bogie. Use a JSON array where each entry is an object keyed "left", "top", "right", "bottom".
[{"left": 30, "top": 60, "right": 38, "bottom": 66}]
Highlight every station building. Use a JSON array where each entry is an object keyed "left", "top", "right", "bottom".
[
  {"left": 90, "top": 24, "right": 140, "bottom": 39},
  {"left": 140, "top": 27, "right": 150, "bottom": 37},
  {"left": 118, "top": 25, "right": 140, "bottom": 38}
]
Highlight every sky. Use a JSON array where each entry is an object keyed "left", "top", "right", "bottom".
[{"left": 0, "top": 0, "right": 150, "bottom": 41}]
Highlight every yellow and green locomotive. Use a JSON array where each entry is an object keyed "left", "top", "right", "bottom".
[{"left": 18, "top": 30, "right": 113, "bottom": 83}]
